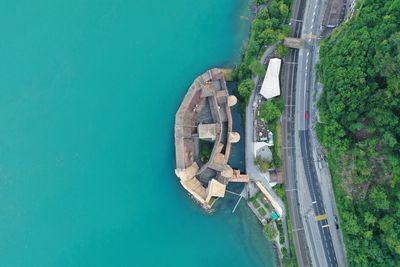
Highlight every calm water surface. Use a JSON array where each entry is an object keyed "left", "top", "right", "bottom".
[{"left": 0, "top": 1, "right": 276, "bottom": 266}]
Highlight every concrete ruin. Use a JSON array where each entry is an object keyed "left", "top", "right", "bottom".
[{"left": 174, "top": 68, "right": 249, "bottom": 209}]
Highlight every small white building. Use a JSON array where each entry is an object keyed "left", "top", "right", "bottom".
[{"left": 260, "top": 58, "right": 282, "bottom": 99}]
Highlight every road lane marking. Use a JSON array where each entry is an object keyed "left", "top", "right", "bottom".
[
  {"left": 312, "top": 200, "right": 317, "bottom": 204},
  {"left": 322, "top": 224, "right": 329, "bottom": 228},
  {"left": 292, "top": 227, "right": 304, "bottom": 232},
  {"left": 315, "top": 213, "right": 327, "bottom": 221},
  {"left": 286, "top": 188, "right": 297, "bottom": 192}
]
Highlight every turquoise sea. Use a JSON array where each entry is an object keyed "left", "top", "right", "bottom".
[{"left": 0, "top": 1, "right": 276, "bottom": 266}]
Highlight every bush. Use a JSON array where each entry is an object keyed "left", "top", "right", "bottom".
[
  {"left": 236, "top": 78, "right": 254, "bottom": 104},
  {"left": 276, "top": 44, "right": 289, "bottom": 57},
  {"left": 249, "top": 60, "right": 266, "bottom": 76},
  {"left": 255, "top": 155, "right": 270, "bottom": 173},
  {"left": 259, "top": 100, "right": 282, "bottom": 124},
  {"left": 263, "top": 223, "right": 278, "bottom": 240}
]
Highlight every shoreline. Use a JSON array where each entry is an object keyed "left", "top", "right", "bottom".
[{"left": 230, "top": 0, "right": 299, "bottom": 266}]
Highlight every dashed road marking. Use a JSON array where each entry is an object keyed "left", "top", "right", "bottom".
[
  {"left": 315, "top": 213, "right": 328, "bottom": 221},
  {"left": 286, "top": 188, "right": 297, "bottom": 192},
  {"left": 292, "top": 227, "right": 304, "bottom": 232}
]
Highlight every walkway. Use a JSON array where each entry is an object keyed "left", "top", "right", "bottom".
[{"left": 244, "top": 45, "right": 289, "bottom": 251}]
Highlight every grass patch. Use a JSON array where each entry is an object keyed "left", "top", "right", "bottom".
[
  {"left": 199, "top": 140, "right": 213, "bottom": 163},
  {"left": 258, "top": 207, "right": 267, "bottom": 217}
]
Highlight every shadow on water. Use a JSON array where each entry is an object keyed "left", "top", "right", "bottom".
[
  {"left": 210, "top": 82, "right": 277, "bottom": 267},
  {"left": 227, "top": 81, "right": 246, "bottom": 173},
  {"left": 225, "top": 81, "right": 246, "bottom": 195}
]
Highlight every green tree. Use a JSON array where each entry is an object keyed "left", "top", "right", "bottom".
[
  {"left": 279, "top": 2, "right": 289, "bottom": 18},
  {"left": 255, "top": 155, "right": 270, "bottom": 173},
  {"left": 276, "top": 44, "right": 289, "bottom": 57},
  {"left": 257, "top": 8, "right": 270, "bottom": 20},
  {"left": 259, "top": 100, "right": 282, "bottom": 124},
  {"left": 259, "top": 28, "right": 280, "bottom": 46},
  {"left": 237, "top": 79, "right": 254, "bottom": 104},
  {"left": 263, "top": 223, "right": 277, "bottom": 240},
  {"left": 249, "top": 60, "right": 265, "bottom": 76},
  {"left": 369, "top": 187, "right": 390, "bottom": 210}
]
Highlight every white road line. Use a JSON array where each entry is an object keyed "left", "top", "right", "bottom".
[
  {"left": 292, "top": 227, "right": 304, "bottom": 232},
  {"left": 286, "top": 188, "right": 297, "bottom": 192},
  {"left": 304, "top": 80, "right": 307, "bottom": 93},
  {"left": 312, "top": 201, "right": 317, "bottom": 204},
  {"left": 322, "top": 224, "right": 329, "bottom": 228}
]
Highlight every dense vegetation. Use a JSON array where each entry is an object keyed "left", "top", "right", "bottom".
[
  {"left": 263, "top": 222, "right": 278, "bottom": 240},
  {"left": 317, "top": 0, "right": 400, "bottom": 265},
  {"left": 259, "top": 98, "right": 284, "bottom": 168},
  {"left": 233, "top": 0, "right": 290, "bottom": 169},
  {"left": 233, "top": 0, "right": 292, "bottom": 103}
]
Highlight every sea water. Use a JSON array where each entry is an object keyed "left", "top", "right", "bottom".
[{"left": 0, "top": 1, "right": 276, "bottom": 266}]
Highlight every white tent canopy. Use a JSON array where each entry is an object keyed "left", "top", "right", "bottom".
[{"left": 260, "top": 58, "right": 281, "bottom": 99}]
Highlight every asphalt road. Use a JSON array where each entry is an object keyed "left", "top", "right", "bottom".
[
  {"left": 299, "top": 130, "right": 337, "bottom": 266},
  {"left": 281, "top": 0, "right": 348, "bottom": 266},
  {"left": 294, "top": 0, "right": 341, "bottom": 266}
]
